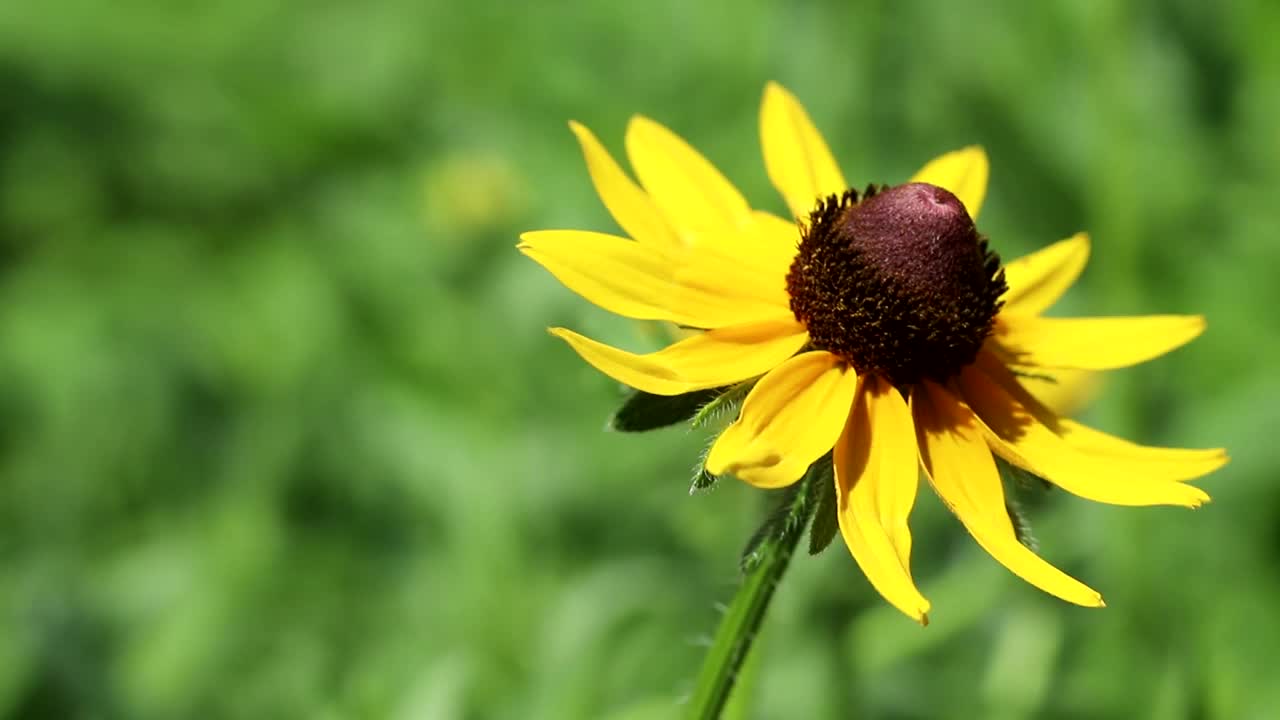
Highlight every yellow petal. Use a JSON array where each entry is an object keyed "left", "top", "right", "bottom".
[
  {"left": 835, "top": 375, "right": 930, "bottom": 624},
  {"left": 958, "top": 365, "right": 1211, "bottom": 507},
  {"left": 977, "top": 353, "right": 1226, "bottom": 478},
  {"left": 670, "top": 214, "right": 797, "bottom": 306},
  {"left": 519, "top": 230, "right": 786, "bottom": 328},
  {"left": 994, "top": 314, "right": 1206, "bottom": 370},
  {"left": 706, "top": 351, "right": 858, "bottom": 488},
  {"left": 1017, "top": 366, "right": 1099, "bottom": 418},
  {"left": 972, "top": 349, "right": 1225, "bottom": 479},
  {"left": 1001, "top": 233, "right": 1091, "bottom": 316},
  {"left": 550, "top": 318, "right": 807, "bottom": 396},
  {"left": 1057, "top": 419, "right": 1229, "bottom": 477},
  {"left": 909, "top": 147, "right": 990, "bottom": 221},
  {"left": 745, "top": 210, "right": 803, "bottom": 270},
  {"left": 750, "top": 210, "right": 801, "bottom": 244},
  {"left": 568, "top": 121, "right": 678, "bottom": 249},
  {"left": 912, "top": 382, "right": 1104, "bottom": 607},
  {"left": 625, "top": 115, "right": 752, "bottom": 241},
  {"left": 759, "top": 82, "right": 848, "bottom": 221}
]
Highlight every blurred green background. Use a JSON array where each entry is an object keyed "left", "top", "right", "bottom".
[{"left": 0, "top": 1, "right": 1276, "bottom": 718}]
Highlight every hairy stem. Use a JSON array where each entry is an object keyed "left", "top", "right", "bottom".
[{"left": 685, "top": 465, "right": 821, "bottom": 719}]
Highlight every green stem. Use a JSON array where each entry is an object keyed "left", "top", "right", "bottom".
[{"left": 685, "top": 466, "right": 821, "bottom": 719}]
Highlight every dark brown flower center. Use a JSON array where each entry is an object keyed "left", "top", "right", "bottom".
[{"left": 785, "top": 182, "right": 1006, "bottom": 386}]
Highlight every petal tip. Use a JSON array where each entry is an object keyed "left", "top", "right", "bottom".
[
  {"left": 567, "top": 120, "right": 601, "bottom": 147},
  {"left": 702, "top": 442, "right": 737, "bottom": 477},
  {"left": 762, "top": 80, "right": 791, "bottom": 101},
  {"left": 949, "top": 145, "right": 989, "bottom": 167},
  {"left": 517, "top": 229, "right": 553, "bottom": 245},
  {"left": 626, "top": 114, "right": 655, "bottom": 134},
  {"left": 1190, "top": 489, "right": 1212, "bottom": 508},
  {"left": 1067, "top": 231, "right": 1092, "bottom": 257}
]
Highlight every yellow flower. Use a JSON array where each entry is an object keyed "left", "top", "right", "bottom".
[{"left": 520, "top": 82, "right": 1227, "bottom": 624}]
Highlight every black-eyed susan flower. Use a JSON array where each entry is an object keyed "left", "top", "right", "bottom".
[{"left": 520, "top": 82, "right": 1227, "bottom": 624}]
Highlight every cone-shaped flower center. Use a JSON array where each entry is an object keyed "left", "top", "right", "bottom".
[{"left": 786, "top": 183, "right": 1007, "bottom": 386}]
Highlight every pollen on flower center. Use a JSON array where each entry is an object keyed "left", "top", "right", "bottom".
[{"left": 785, "top": 182, "right": 1007, "bottom": 386}]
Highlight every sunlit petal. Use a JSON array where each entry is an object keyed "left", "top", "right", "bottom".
[
  {"left": 909, "top": 147, "right": 990, "bottom": 221},
  {"left": 958, "top": 365, "right": 1211, "bottom": 507},
  {"left": 912, "top": 381, "right": 1104, "bottom": 607},
  {"left": 760, "top": 81, "right": 848, "bottom": 221},
  {"left": 626, "top": 115, "right": 752, "bottom": 242},
  {"left": 972, "top": 353, "right": 1227, "bottom": 482},
  {"left": 706, "top": 351, "right": 858, "bottom": 488},
  {"left": 834, "top": 375, "right": 930, "bottom": 624},
  {"left": 568, "top": 121, "right": 678, "bottom": 249},
  {"left": 1001, "top": 233, "right": 1090, "bottom": 315},
  {"left": 550, "top": 319, "right": 807, "bottom": 396},
  {"left": 1057, "top": 419, "right": 1229, "bottom": 475},
  {"left": 519, "top": 230, "right": 787, "bottom": 327},
  {"left": 673, "top": 216, "right": 797, "bottom": 306},
  {"left": 994, "top": 314, "right": 1206, "bottom": 370},
  {"left": 1017, "top": 366, "right": 1099, "bottom": 417},
  {"left": 745, "top": 210, "right": 804, "bottom": 269}
]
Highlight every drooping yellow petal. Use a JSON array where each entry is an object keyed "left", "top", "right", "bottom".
[
  {"left": 974, "top": 351, "right": 1228, "bottom": 481},
  {"left": 909, "top": 147, "right": 990, "bottom": 221},
  {"left": 706, "top": 351, "right": 858, "bottom": 488},
  {"left": 834, "top": 375, "right": 930, "bottom": 624},
  {"left": 550, "top": 319, "right": 807, "bottom": 396},
  {"left": 912, "top": 381, "right": 1104, "bottom": 608},
  {"left": 759, "top": 82, "right": 848, "bottom": 221},
  {"left": 1057, "top": 419, "right": 1229, "bottom": 474},
  {"left": 994, "top": 314, "right": 1206, "bottom": 370},
  {"left": 519, "top": 230, "right": 787, "bottom": 328},
  {"left": 625, "top": 115, "right": 752, "bottom": 241},
  {"left": 1017, "top": 366, "right": 1099, "bottom": 417},
  {"left": 958, "top": 365, "right": 1211, "bottom": 506},
  {"left": 1001, "top": 233, "right": 1091, "bottom": 316},
  {"left": 568, "top": 121, "right": 678, "bottom": 249}
]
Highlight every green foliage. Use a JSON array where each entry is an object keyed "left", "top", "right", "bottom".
[
  {"left": 0, "top": 1, "right": 1276, "bottom": 718},
  {"left": 611, "top": 388, "right": 724, "bottom": 433},
  {"left": 807, "top": 471, "right": 840, "bottom": 557}
]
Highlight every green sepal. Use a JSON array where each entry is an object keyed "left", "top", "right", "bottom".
[
  {"left": 1005, "top": 499, "right": 1038, "bottom": 550},
  {"left": 609, "top": 388, "right": 723, "bottom": 432},
  {"left": 690, "top": 466, "right": 717, "bottom": 494},
  {"left": 690, "top": 381, "right": 753, "bottom": 429},
  {"left": 994, "top": 456, "right": 1042, "bottom": 550},
  {"left": 995, "top": 455, "right": 1053, "bottom": 492},
  {"left": 807, "top": 468, "right": 839, "bottom": 556}
]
